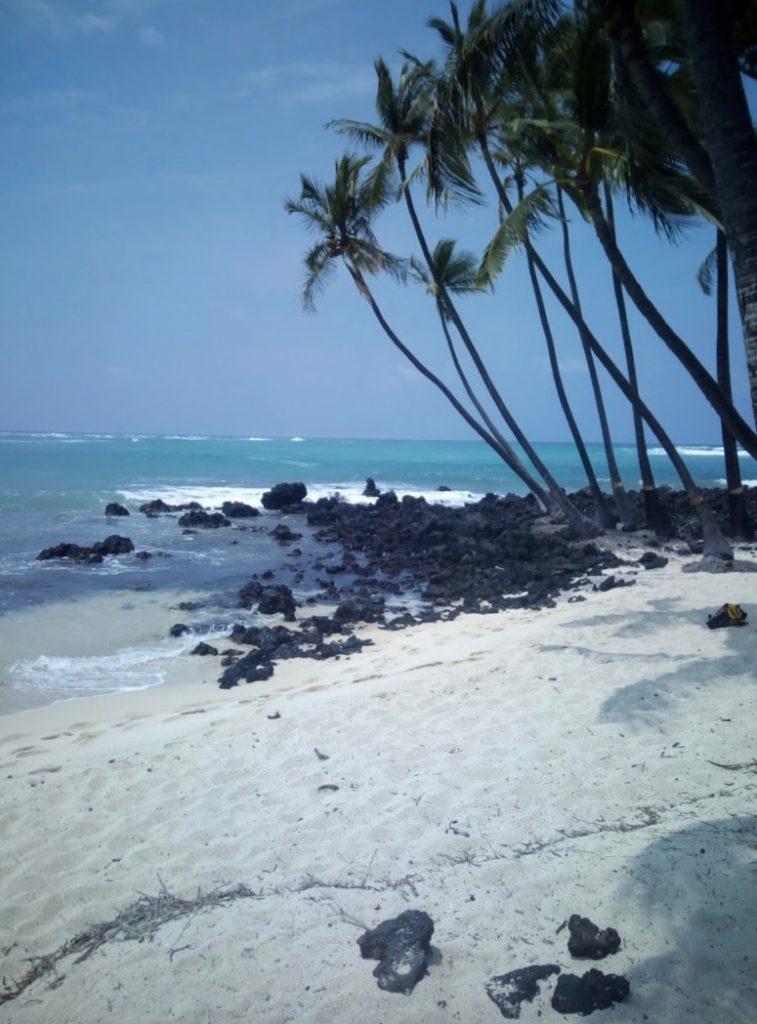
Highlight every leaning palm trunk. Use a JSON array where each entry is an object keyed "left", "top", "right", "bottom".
[
  {"left": 603, "top": 185, "right": 671, "bottom": 537},
  {"left": 680, "top": 0, "right": 757, "bottom": 427},
  {"left": 602, "top": 0, "right": 757, "bottom": 427},
  {"left": 528, "top": 257, "right": 733, "bottom": 564},
  {"left": 397, "top": 159, "right": 596, "bottom": 536},
  {"left": 582, "top": 186, "right": 757, "bottom": 459},
  {"left": 435, "top": 302, "right": 558, "bottom": 515},
  {"left": 716, "top": 230, "right": 754, "bottom": 540},
  {"left": 555, "top": 186, "right": 639, "bottom": 530},
  {"left": 344, "top": 262, "right": 555, "bottom": 510},
  {"left": 523, "top": 222, "right": 615, "bottom": 528},
  {"left": 435, "top": 302, "right": 555, "bottom": 503},
  {"left": 479, "top": 132, "right": 732, "bottom": 560}
]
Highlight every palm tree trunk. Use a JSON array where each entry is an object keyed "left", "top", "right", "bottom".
[
  {"left": 603, "top": 183, "right": 672, "bottom": 537},
  {"left": 345, "top": 262, "right": 555, "bottom": 510},
  {"left": 397, "top": 158, "right": 596, "bottom": 536},
  {"left": 531, "top": 255, "right": 733, "bottom": 564},
  {"left": 716, "top": 230, "right": 754, "bottom": 540},
  {"left": 582, "top": 185, "right": 757, "bottom": 458},
  {"left": 556, "top": 186, "right": 638, "bottom": 529},
  {"left": 435, "top": 305, "right": 563, "bottom": 516},
  {"left": 522, "top": 194, "right": 615, "bottom": 528},
  {"left": 680, "top": 0, "right": 757, "bottom": 428},
  {"left": 476, "top": 138, "right": 731, "bottom": 561}
]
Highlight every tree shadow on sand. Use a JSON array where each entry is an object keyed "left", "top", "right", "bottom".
[
  {"left": 617, "top": 814, "right": 757, "bottom": 1023},
  {"left": 540, "top": 597, "right": 754, "bottom": 727}
]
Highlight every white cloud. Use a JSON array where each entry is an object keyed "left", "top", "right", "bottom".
[
  {"left": 237, "top": 61, "right": 375, "bottom": 106},
  {"left": 138, "top": 24, "right": 164, "bottom": 46},
  {"left": 76, "top": 12, "right": 118, "bottom": 32},
  {"left": 3, "top": 0, "right": 178, "bottom": 38}
]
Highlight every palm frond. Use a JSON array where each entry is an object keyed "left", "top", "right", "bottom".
[
  {"left": 328, "top": 119, "right": 393, "bottom": 150},
  {"left": 696, "top": 245, "right": 717, "bottom": 297},
  {"left": 431, "top": 238, "right": 481, "bottom": 295},
  {"left": 302, "top": 243, "right": 338, "bottom": 312},
  {"left": 477, "top": 185, "right": 555, "bottom": 286}
]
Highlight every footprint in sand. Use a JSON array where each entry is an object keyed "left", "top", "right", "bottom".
[
  {"left": 29, "top": 766, "right": 62, "bottom": 775},
  {"left": 11, "top": 745, "right": 39, "bottom": 757},
  {"left": 72, "top": 731, "right": 103, "bottom": 744}
]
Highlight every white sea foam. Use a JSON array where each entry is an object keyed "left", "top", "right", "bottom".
[
  {"left": 36, "top": 554, "right": 137, "bottom": 577},
  {"left": 119, "top": 484, "right": 269, "bottom": 507},
  {"left": 7, "top": 643, "right": 189, "bottom": 698},
  {"left": 647, "top": 445, "right": 752, "bottom": 459},
  {"left": 117, "top": 482, "right": 482, "bottom": 509},
  {"left": 289, "top": 436, "right": 305, "bottom": 442},
  {"left": 247, "top": 436, "right": 271, "bottom": 442}
]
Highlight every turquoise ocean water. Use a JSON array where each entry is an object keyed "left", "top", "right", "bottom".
[{"left": 1, "top": 431, "right": 754, "bottom": 712}]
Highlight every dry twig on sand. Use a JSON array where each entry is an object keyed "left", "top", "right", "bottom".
[
  {"left": 707, "top": 759, "right": 757, "bottom": 773},
  {"left": 1, "top": 878, "right": 263, "bottom": 1005}
]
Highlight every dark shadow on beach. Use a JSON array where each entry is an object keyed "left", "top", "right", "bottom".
[
  {"left": 619, "top": 814, "right": 757, "bottom": 1023},
  {"left": 538, "top": 597, "right": 754, "bottom": 727}
]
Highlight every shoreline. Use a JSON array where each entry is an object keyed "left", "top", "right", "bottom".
[
  {"left": 2, "top": 544, "right": 757, "bottom": 1021},
  {"left": 3, "top": 481, "right": 757, "bottom": 716}
]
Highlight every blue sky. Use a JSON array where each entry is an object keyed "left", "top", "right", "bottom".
[{"left": 1, "top": 0, "right": 753, "bottom": 443}]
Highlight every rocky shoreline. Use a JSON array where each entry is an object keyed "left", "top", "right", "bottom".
[{"left": 35, "top": 480, "right": 757, "bottom": 692}]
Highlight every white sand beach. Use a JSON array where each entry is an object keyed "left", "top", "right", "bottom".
[{"left": 2, "top": 545, "right": 756, "bottom": 1023}]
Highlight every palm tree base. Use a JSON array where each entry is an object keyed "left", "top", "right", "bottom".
[{"left": 642, "top": 488, "right": 674, "bottom": 539}]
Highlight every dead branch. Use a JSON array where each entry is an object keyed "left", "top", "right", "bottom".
[{"left": 1, "top": 881, "right": 262, "bottom": 1006}]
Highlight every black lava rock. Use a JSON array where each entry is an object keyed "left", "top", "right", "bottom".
[
  {"left": 270, "top": 523, "right": 302, "bottom": 543},
  {"left": 169, "top": 623, "right": 190, "bottom": 638},
  {"left": 191, "top": 642, "right": 218, "bottom": 656},
  {"left": 486, "top": 964, "right": 561, "bottom": 1019},
  {"left": 261, "top": 482, "right": 307, "bottom": 510},
  {"left": 357, "top": 909, "right": 434, "bottom": 994},
  {"left": 139, "top": 499, "right": 203, "bottom": 516},
  {"left": 221, "top": 501, "right": 259, "bottom": 518},
  {"left": 551, "top": 969, "right": 630, "bottom": 1015},
  {"left": 363, "top": 477, "right": 381, "bottom": 497},
  {"left": 334, "top": 597, "right": 384, "bottom": 624},
  {"left": 376, "top": 489, "right": 399, "bottom": 507},
  {"left": 37, "top": 535, "right": 134, "bottom": 563},
  {"left": 177, "top": 510, "right": 230, "bottom": 529},
  {"left": 638, "top": 551, "right": 669, "bottom": 570},
  {"left": 218, "top": 652, "right": 275, "bottom": 688},
  {"left": 105, "top": 502, "right": 129, "bottom": 516},
  {"left": 94, "top": 535, "right": 134, "bottom": 556},
  {"left": 36, "top": 543, "right": 101, "bottom": 564},
  {"left": 567, "top": 915, "right": 621, "bottom": 960},
  {"left": 257, "top": 585, "right": 297, "bottom": 620},
  {"left": 237, "top": 581, "right": 296, "bottom": 620},
  {"left": 596, "top": 575, "right": 634, "bottom": 592}
]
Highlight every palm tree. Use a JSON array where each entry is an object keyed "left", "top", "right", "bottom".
[
  {"left": 452, "top": 0, "right": 757, "bottom": 460},
  {"left": 595, "top": 0, "right": 757, "bottom": 426},
  {"left": 330, "top": 58, "right": 597, "bottom": 534},
  {"left": 603, "top": 182, "right": 672, "bottom": 537},
  {"left": 428, "top": 1, "right": 642, "bottom": 529},
  {"left": 699, "top": 232, "right": 755, "bottom": 540},
  {"left": 554, "top": 184, "right": 638, "bottom": 529},
  {"left": 441, "top": 3, "right": 734, "bottom": 561},
  {"left": 285, "top": 153, "right": 556, "bottom": 513},
  {"left": 413, "top": 239, "right": 521, "bottom": 469}
]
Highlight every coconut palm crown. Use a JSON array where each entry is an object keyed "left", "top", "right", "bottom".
[{"left": 284, "top": 154, "right": 404, "bottom": 311}]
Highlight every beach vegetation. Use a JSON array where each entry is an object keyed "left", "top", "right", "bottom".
[{"left": 289, "top": 0, "right": 757, "bottom": 566}]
